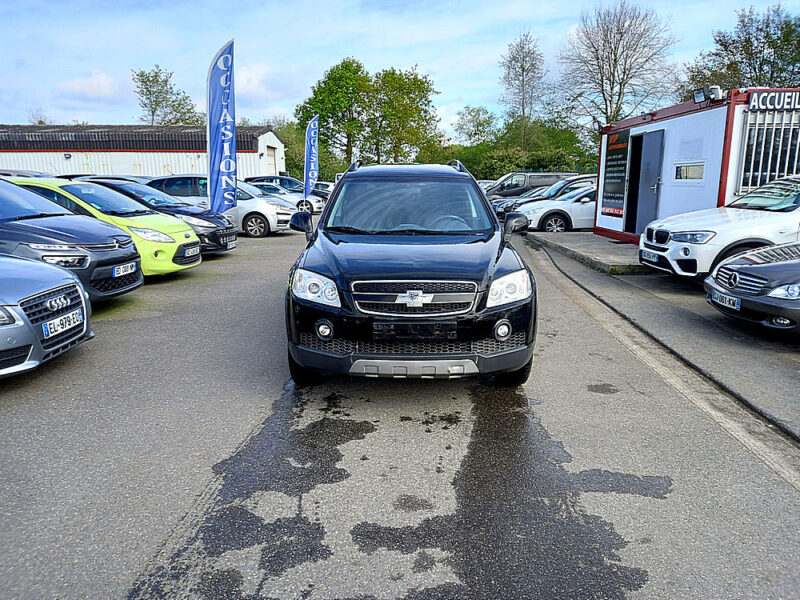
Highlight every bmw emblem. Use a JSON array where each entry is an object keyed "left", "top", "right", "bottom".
[{"left": 47, "top": 295, "right": 71, "bottom": 312}]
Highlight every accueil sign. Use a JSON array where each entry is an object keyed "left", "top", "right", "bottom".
[{"left": 748, "top": 91, "right": 800, "bottom": 111}]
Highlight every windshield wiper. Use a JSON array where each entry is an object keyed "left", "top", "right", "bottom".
[
  {"left": 325, "top": 225, "right": 371, "bottom": 234},
  {"left": 11, "top": 213, "right": 68, "bottom": 221},
  {"left": 372, "top": 228, "right": 468, "bottom": 235}
]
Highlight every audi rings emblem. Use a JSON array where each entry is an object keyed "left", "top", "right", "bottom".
[
  {"left": 729, "top": 272, "right": 739, "bottom": 288},
  {"left": 47, "top": 295, "right": 71, "bottom": 312}
]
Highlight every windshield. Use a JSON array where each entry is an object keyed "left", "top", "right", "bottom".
[
  {"left": 63, "top": 183, "right": 153, "bottom": 215},
  {"left": 281, "top": 178, "right": 303, "bottom": 191},
  {"left": 237, "top": 180, "right": 272, "bottom": 198},
  {"left": 729, "top": 179, "right": 800, "bottom": 212},
  {"left": 539, "top": 179, "right": 571, "bottom": 198},
  {"left": 325, "top": 177, "right": 493, "bottom": 234},
  {"left": 106, "top": 181, "right": 189, "bottom": 207},
  {"left": 556, "top": 187, "right": 592, "bottom": 202},
  {"left": 0, "top": 179, "right": 70, "bottom": 221}
]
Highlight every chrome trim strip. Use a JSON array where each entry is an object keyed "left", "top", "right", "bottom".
[
  {"left": 349, "top": 358, "right": 480, "bottom": 378},
  {"left": 350, "top": 279, "right": 478, "bottom": 317}
]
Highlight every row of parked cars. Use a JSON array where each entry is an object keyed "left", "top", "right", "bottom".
[
  {"left": 482, "top": 169, "right": 800, "bottom": 334},
  {"left": 0, "top": 170, "right": 324, "bottom": 378}
]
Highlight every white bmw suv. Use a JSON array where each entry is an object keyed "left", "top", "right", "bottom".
[{"left": 639, "top": 176, "right": 800, "bottom": 278}]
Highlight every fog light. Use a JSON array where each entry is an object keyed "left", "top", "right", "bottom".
[
  {"left": 316, "top": 319, "right": 334, "bottom": 340},
  {"left": 772, "top": 316, "right": 792, "bottom": 327},
  {"left": 681, "top": 247, "right": 691, "bottom": 257},
  {"left": 494, "top": 319, "right": 512, "bottom": 341}
]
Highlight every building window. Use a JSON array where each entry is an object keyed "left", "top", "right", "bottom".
[
  {"left": 674, "top": 163, "right": 705, "bottom": 180},
  {"left": 738, "top": 109, "right": 800, "bottom": 193}
]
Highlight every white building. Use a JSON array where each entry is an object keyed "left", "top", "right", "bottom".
[
  {"left": 595, "top": 87, "right": 800, "bottom": 242},
  {"left": 0, "top": 125, "right": 286, "bottom": 178}
]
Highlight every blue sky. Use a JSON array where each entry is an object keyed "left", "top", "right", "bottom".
[{"left": 0, "top": 0, "right": 780, "bottom": 132}]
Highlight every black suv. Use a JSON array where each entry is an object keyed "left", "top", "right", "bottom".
[
  {"left": 285, "top": 161, "right": 537, "bottom": 385},
  {"left": 0, "top": 178, "right": 142, "bottom": 302}
]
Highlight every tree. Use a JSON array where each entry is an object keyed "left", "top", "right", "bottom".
[
  {"left": 361, "top": 67, "right": 439, "bottom": 162},
  {"left": 295, "top": 58, "right": 371, "bottom": 164},
  {"left": 454, "top": 106, "right": 497, "bottom": 145},
  {"left": 559, "top": 0, "right": 676, "bottom": 124},
  {"left": 499, "top": 33, "right": 545, "bottom": 122},
  {"left": 131, "top": 65, "right": 202, "bottom": 126},
  {"left": 680, "top": 5, "right": 800, "bottom": 98},
  {"left": 27, "top": 108, "right": 52, "bottom": 125}
]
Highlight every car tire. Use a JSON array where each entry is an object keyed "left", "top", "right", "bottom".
[
  {"left": 488, "top": 358, "right": 533, "bottom": 387},
  {"left": 541, "top": 214, "right": 569, "bottom": 233},
  {"left": 243, "top": 213, "right": 270, "bottom": 238},
  {"left": 288, "top": 349, "right": 324, "bottom": 387},
  {"left": 297, "top": 200, "right": 314, "bottom": 213}
]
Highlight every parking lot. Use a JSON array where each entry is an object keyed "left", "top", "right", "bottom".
[{"left": 1, "top": 229, "right": 798, "bottom": 600}]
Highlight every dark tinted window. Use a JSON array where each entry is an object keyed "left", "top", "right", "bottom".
[
  {"left": 106, "top": 181, "right": 189, "bottom": 207},
  {"left": 162, "top": 177, "right": 194, "bottom": 197},
  {"left": 198, "top": 178, "right": 208, "bottom": 197},
  {"left": 281, "top": 178, "right": 303, "bottom": 191},
  {"left": 21, "top": 185, "right": 91, "bottom": 215},
  {"left": 62, "top": 183, "right": 152, "bottom": 215},
  {"left": 0, "top": 180, "right": 71, "bottom": 220}
]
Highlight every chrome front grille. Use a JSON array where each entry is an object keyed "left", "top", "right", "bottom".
[
  {"left": 714, "top": 266, "right": 768, "bottom": 295},
  {"left": 79, "top": 238, "right": 134, "bottom": 251},
  {"left": 19, "top": 284, "right": 87, "bottom": 350},
  {"left": 351, "top": 280, "right": 478, "bottom": 317},
  {"left": 298, "top": 331, "right": 526, "bottom": 355}
]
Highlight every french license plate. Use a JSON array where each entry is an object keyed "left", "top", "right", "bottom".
[
  {"left": 185, "top": 246, "right": 200, "bottom": 257},
  {"left": 712, "top": 289, "right": 741, "bottom": 311},
  {"left": 227, "top": 240, "right": 238, "bottom": 249},
  {"left": 42, "top": 308, "right": 83, "bottom": 339},
  {"left": 373, "top": 322, "right": 456, "bottom": 340},
  {"left": 113, "top": 262, "right": 136, "bottom": 277},
  {"left": 641, "top": 249, "right": 660, "bottom": 263}
]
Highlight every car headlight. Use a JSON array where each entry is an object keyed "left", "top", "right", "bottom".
[
  {"left": 487, "top": 269, "right": 532, "bottom": 308},
  {"left": 26, "top": 243, "right": 76, "bottom": 251},
  {"left": 128, "top": 227, "right": 175, "bottom": 243},
  {"left": 41, "top": 255, "right": 88, "bottom": 268},
  {"left": 767, "top": 283, "right": 800, "bottom": 300},
  {"left": 671, "top": 231, "right": 715, "bottom": 244},
  {"left": 292, "top": 268, "right": 340, "bottom": 307},
  {"left": 0, "top": 306, "right": 15, "bottom": 326},
  {"left": 266, "top": 201, "right": 285, "bottom": 210},
  {"left": 176, "top": 214, "right": 216, "bottom": 228}
]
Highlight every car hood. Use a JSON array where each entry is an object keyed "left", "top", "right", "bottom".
[
  {"left": 0, "top": 255, "right": 78, "bottom": 304},
  {"left": 301, "top": 231, "right": 523, "bottom": 290},
  {"left": 155, "top": 206, "right": 230, "bottom": 226},
  {"left": 0, "top": 215, "right": 128, "bottom": 244},
  {"left": 720, "top": 244, "right": 800, "bottom": 286},
  {"left": 650, "top": 207, "right": 799, "bottom": 232},
  {"left": 106, "top": 212, "right": 195, "bottom": 235}
]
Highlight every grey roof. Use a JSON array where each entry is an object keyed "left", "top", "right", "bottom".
[{"left": 0, "top": 125, "right": 281, "bottom": 152}]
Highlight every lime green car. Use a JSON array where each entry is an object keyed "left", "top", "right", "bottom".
[{"left": 12, "top": 178, "right": 202, "bottom": 276}]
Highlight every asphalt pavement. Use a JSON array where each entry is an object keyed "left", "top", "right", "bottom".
[{"left": 0, "top": 229, "right": 798, "bottom": 600}]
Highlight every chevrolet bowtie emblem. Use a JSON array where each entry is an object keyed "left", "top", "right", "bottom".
[{"left": 395, "top": 290, "right": 433, "bottom": 308}]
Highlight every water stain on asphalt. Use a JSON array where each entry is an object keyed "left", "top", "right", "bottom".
[
  {"left": 588, "top": 383, "right": 620, "bottom": 395},
  {"left": 350, "top": 385, "right": 672, "bottom": 600},
  {"left": 130, "top": 381, "right": 671, "bottom": 600}
]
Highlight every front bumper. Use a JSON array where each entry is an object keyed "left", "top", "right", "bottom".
[
  {"left": 0, "top": 284, "right": 95, "bottom": 378},
  {"left": 197, "top": 226, "right": 238, "bottom": 253},
  {"left": 638, "top": 238, "right": 718, "bottom": 276},
  {"left": 703, "top": 277, "right": 800, "bottom": 330},
  {"left": 274, "top": 212, "right": 293, "bottom": 231},
  {"left": 135, "top": 238, "right": 202, "bottom": 275},
  {"left": 286, "top": 293, "right": 537, "bottom": 378}
]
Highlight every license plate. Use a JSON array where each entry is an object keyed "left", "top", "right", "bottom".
[
  {"left": 373, "top": 322, "right": 457, "bottom": 340},
  {"left": 113, "top": 262, "right": 136, "bottom": 277},
  {"left": 227, "top": 240, "right": 238, "bottom": 249},
  {"left": 641, "top": 249, "right": 660, "bottom": 263},
  {"left": 185, "top": 246, "right": 200, "bottom": 257},
  {"left": 712, "top": 289, "right": 741, "bottom": 311},
  {"left": 42, "top": 308, "right": 83, "bottom": 339}
]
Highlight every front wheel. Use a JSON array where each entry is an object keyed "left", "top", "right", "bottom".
[
  {"left": 243, "top": 213, "right": 270, "bottom": 238},
  {"left": 489, "top": 358, "right": 533, "bottom": 387},
  {"left": 297, "top": 199, "right": 314, "bottom": 213},
  {"left": 541, "top": 215, "right": 568, "bottom": 233}
]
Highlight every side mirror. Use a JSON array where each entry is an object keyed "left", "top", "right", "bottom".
[
  {"left": 290, "top": 211, "right": 314, "bottom": 241},
  {"left": 504, "top": 212, "right": 529, "bottom": 240}
]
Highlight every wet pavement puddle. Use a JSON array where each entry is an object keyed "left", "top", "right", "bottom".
[{"left": 129, "top": 380, "right": 672, "bottom": 600}]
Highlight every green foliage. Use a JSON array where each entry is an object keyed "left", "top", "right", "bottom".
[
  {"left": 454, "top": 106, "right": 497, "bottom": 145},
  {"left": 680, "top": 5, "right": 800, "bottom": 99},
  {"left": 266, "top": 115, "right": 347, "bottom": 181},
  {"left": 295, "top": 58, "right": 371, "bottom": 163},
  {"left": 480, "top": 147, "right": 531, "bottom": 179},
  {"left": 131, "top": 65, "right": 202, "bottom": 126}
]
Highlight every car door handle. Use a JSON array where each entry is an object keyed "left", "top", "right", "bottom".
[{"left": 649, "top": 177, "right": 662, "bottom": 193}]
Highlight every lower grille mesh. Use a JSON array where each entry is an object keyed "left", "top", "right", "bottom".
[{"left": 299, "top": 331, "right": 526, "bottom": 355}]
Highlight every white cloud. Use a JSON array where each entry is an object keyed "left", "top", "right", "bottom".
[{"left": 58, "top": 70, "right": 126, "bottom": 102}]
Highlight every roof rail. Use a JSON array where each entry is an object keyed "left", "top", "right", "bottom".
[
  {"left": 446, "top": 159, "right": 467, "bottom": 173},
  {"left": 347, "top": 160, "right": 362, "bottom": 173}
]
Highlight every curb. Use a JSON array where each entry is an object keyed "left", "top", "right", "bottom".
[
  {"left": 534, "top": 244, "right": 800, "bottom": 444},
  {"left": 526, "top": 232, "right": 652, "bottom": 275}
]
